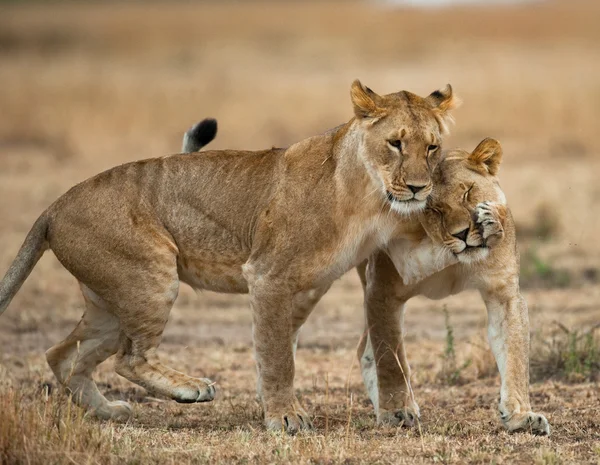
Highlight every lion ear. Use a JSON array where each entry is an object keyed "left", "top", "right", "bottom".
[
  {"left": 350, "top": 80, "right": 385, "bottom": 120},
  {"left": 425, "top": 84, "right": 461, "bottom": 135},
  {"left": 469, "top": 137, "right": 503, "bottom": 175}
]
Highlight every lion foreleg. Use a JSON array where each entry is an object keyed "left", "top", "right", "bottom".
[
  {"left": 359, "top": 251, "right": 420, "bottom": 427},
  {"left": 253, "top": 285, "right": 330, "bottom": 403},
  {"left": 247, "top": 271, "right": 312, "bottom": 434},
  {"left": 484, "top": 293, "right": 550, "bottom": 435}
]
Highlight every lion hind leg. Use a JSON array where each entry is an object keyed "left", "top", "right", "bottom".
[
  {"left": 46, "top": 285, "right": 132, "bottom": 421},
  {"left": 113, "top": 276, "right": 215, "bottom": 404}
]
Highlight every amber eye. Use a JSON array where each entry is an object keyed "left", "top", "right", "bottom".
[
  {"left": 388, "top": 140, "right": 402, "bottom": 150},
  {"left": 428, "top": 145, "right": 439, "bottom": 152}
]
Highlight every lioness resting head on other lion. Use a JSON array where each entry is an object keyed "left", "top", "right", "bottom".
[
  {"left": 0, "top": 81, "right": 460, "bottom": 434},
  {"left": 357, "top": 139, "right": 550, "bottom": 435}
]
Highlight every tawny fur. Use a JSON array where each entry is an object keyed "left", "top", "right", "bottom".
[
  {"left": 356, "top": 139, "right": 550, "bottom": 436},
  {"left": 0, "top": 80, "right": 458, "bottom": 433}
]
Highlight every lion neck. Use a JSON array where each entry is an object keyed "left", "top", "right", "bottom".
[{"left": 330, "top": 119, "right": 391, "bottom": 219}]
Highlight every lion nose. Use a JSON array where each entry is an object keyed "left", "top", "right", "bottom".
[
  {"left": 452, "top": 228, "right": 469, "bottom": 242},
  {"left": 407, "top": 184, "right": 426, "bottom": 194}
]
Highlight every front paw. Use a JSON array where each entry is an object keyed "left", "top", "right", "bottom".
[
  {"left": 473, "top": 201, "right": 505, "bottom": 248},
  {"left": 502, "top": 411, "right": 550, "bottom": 436},
  {"left": 378, "top": 404, "right": 420, "bottom": 428},
  {"left": 265, "top": 401, "right": 313, "bottom": 434}
]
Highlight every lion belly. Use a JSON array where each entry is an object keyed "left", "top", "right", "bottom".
[
  {"left": 177, "top": 256, "right": 248, "bottom": 293},
  {"left": 175, "top": 235, "right": 250, "bottom": 293}
]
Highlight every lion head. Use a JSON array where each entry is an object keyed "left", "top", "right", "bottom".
[
  {"left": 350, "top": 80, "right": 460, "bottom": 215},
  {"left": 422, "top": 138, "right": 507, "bottom": 264}
]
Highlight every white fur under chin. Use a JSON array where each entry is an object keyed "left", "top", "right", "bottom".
[
  {"left": 457, "top": 247, "right": 490, "bottom": 264},
  {"left": 389, "top": 199, "right": 426, "bottom": 216}
]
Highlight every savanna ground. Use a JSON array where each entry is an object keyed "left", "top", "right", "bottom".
[{"left": 0, "top": 1, "right": 599, "bottom": 463}]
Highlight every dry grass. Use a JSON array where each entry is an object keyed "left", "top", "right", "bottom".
[
  {"left": 1, "top": 353, "right": 599, "bottom": 465},
  {"left": 531, "top": 323, "right": 600, "bottom": 383},
  {"left": 1, "top": 0, "right": 599, "bottom": 463}
]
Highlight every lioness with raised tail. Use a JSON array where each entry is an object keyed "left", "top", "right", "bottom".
[
  {"left": 0, "top": 81, "right": 458, "bottom": 433},
  {"left": 184, "top": 122, "right": 550, "bottom": 436}
]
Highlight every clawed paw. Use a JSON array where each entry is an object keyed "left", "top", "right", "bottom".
[
  {"left": 378, "top": 406, "right": 420, "bottom": 428},
  {"left": 172, "top": 378, "right": 216, "bottom": 403},
  {"left": 473, "top": 201, "right": 505, "bottom": 248},
  {"left": 265, "top": 405, "right": 313, "bottom": 434},
  {"left": 503, "top": 411, "right": 550, "bottom": 436}
]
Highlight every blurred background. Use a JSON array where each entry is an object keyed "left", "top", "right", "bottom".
[{"left": 0, "top": 1, "right": 598, "bottom": 455}]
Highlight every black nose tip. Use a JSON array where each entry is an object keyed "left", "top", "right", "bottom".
[
  {"left": 407, "top": 184, "right": 426, "bottom": 194},
  {"left": 452, "top": 228, "right": 469, "bottom": 242}
]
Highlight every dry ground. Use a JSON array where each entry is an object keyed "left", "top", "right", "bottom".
[{"left": 0, "top": 1, "right": 599, "bottom": 463}]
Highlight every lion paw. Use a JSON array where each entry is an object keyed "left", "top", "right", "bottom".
[
  {"left": 172, "top": 378, "right": 216, "bottom": 403},
  {"left": 265, "top": 404, "right": 313, "bottom": 434},
  {"left": 93, "top": 400, "right": 133, "bottom": 422},
  {"left": 473, "top": 201, "right": 505, "bottom": 248},
  {"left": 503, "top": 411, "right": 550, "bottom": 436},
  {"left": 378, "top": 406, "right": 420, "bottom": 428}
]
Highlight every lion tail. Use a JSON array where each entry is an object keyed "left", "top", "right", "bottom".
[
  {"left": 182, "top": 118, "right": 218, "bottom": 153},
  {"left": 0, "top": 214, "right": 49, "bottom": 316}
]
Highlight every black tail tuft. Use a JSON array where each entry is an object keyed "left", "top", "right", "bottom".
[{"left": 182, "top": 118, "right": 218, "bottom": 153}]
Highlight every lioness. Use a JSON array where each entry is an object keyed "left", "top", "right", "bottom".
[
  {"left": 358, "top": 139, "right": 550, "bottom": 435},
  {"left": 0, "top": 81, "right": 458, "bottom": 433},
  {"left": 183, "top": 122, "right": 548, "bottom": 436}
]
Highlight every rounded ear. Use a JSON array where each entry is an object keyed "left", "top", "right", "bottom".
[
  {"left": 469, "top": 138, "right": 503, "bottom": 175},
  {"left": 350, "top": 80, "right": 384, "bottom": 120},
  {"left": 425, "top": 84, "right": 462, "bottom": 134}
]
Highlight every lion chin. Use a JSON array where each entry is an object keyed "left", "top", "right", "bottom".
[
  {"left": 456, "top": 246, "right": 490, "bottom": 264},
  {"left": 388, "top": 198, "right": 426, "bottom": 216}
]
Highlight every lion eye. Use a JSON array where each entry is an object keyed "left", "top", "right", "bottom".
[
  {"left": 388, "top": 140, "right": 402, "bottom": 150},
  {"left": 428, "top": 145, "right": 439, "bottom": 152},
  {"left": 463, "top": 184, "right": 474, "bottom": 201}
]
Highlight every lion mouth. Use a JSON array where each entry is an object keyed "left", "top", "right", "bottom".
[
  {"left": 386, "top": 191, "right": 426, "bottom": 215},
  {"left": 386, "top": 191, "right": 401, "bottom": 203},
  {"left": 386, "top": 191, "right": 420, "bottom": 204},
  {"left": 455, "top": 245, "right": 490, "bottom": 264}
]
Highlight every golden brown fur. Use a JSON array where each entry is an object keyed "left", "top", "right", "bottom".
[
  {"left": 0, "top": 80, "right": 459, "bottom": 433},
  {"left": 357, "top": 138, "right": 550, "bottom": 435}
]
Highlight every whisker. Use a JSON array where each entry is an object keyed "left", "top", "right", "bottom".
[{"left": 362, "top": 185, "right": 381, "bottom": 202}]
